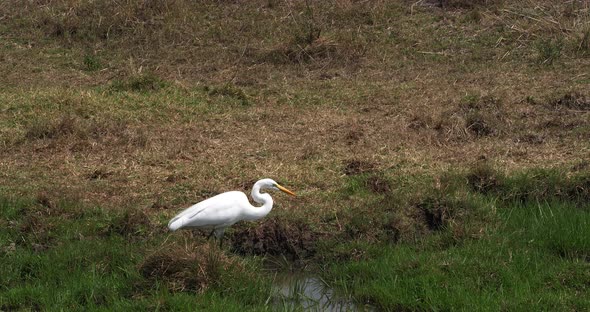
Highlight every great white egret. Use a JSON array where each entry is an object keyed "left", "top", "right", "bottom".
[{"left": 167, "top": 178, "right": 296, "bottom": 244}]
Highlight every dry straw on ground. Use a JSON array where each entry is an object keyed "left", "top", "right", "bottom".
[{"left": 0, "top": 0, "right": 588, "bottom": 215}]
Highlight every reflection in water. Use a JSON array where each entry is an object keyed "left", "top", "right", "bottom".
[{"left": 272, "top": 274, "right": 373, "bottom": 312}]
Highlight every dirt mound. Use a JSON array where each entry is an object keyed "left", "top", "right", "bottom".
[
  {"left": 366, "top": 175, "right": 391, "bottom": 194},
  {"left": 230, "top": 217, "right": 317, "bottom": 260},
  {"left": 466, "top": 163, "right": 504, "bottom": 195},
  {"left": 140, "top": 243, "right": 234, "bottom": 293},
  {"left": 343, "top": 159, "right": 375, "bottom": 176},
  {"left": 435, "top": 95, "right": 505, "bottom": 140},
  {"left": 417, "top": 197, "right": 453, "bottom": 231}
]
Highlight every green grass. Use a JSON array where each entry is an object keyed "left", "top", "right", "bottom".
[
  {"left": 507, "top": 201, "right": 590, "bottom": 261},
  {"left": 1, "top": 1, "right": 590, "bottom": 310},
  {"left": 0, "top": 198, "right": 272, "bottom": 311},
  {"left": 324, "top": 199, "right": 590, "bottom": 311},
  {"left": 3, "top": 169, "right": 588, "bottom": 310}
]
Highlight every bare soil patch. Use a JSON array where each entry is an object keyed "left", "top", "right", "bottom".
[{"left": 230, "top": 217, "right": 318, "bottom": 261}]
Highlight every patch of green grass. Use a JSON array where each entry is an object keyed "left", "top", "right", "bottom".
[
  {"left": 2, "top": 167, "right": 590, "bottom": 310},
  {"left": 0, "top": 198, "right": 272, "bottom": 310},
  {"left": 505, "top": 200, "right": 590, "bottom": 261},
  {"left": 324, "top": 200, "right": 590, "bottom": 311},
  {"left": 83, "top": 54, "right": 102, "bottom": 71},
  {"left": 204, "top": 84, "right": 250, "bottom": 107},
  {"left": 109, "top": 73, "right": 169, "bottom": 93},
  {"left": 341, "top": 172, "right": 391, "bottom": 199},
  {"left": 536, "top": 38, "right": 563, "bottom": 65}
]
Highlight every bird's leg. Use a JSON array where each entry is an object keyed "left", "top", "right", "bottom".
[
  {"left": 206, "top": 230, "right": 219, "bottom": 251},
  {"left": 214, "top": 228, "right": 226, "bottom": 249},
  {"left": 207, "top": 229, "right": 215, "bottom": 241}
]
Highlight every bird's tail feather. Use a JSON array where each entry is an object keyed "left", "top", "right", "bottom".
[{"left": 168, "top": 216, "right": 186, "bottom": 231}]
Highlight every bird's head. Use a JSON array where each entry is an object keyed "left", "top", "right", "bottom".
[{"left": 258, "top": 178, "right": 296, "bottom": 196}]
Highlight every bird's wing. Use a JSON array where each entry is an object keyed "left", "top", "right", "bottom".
[{"left": 168, "top": 191, "right": 248, "bottom": 230}]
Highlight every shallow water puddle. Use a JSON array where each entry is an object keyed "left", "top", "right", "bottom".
[{"left": 271, "top": 273, "right": 373, "bottom": 311}]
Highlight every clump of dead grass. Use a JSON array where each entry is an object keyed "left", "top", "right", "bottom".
[
  {"left": 25, "top": 115, "right": 80, "bottom": 140},
  {"left": 407, "top": 114, "right": 435, "bottom": 130},
  {"left": 263, "top": 35, "right": 364, "bottom": 66},
  {"left": 86, "top": 168, "right": 112, "bottom": 181},
  {"left": 5, "top": 0, "right": 195, "bottom": 44},
  {"left": 464, "top": 112, "right": 494, "bottom": 137},
  {"left": 464, "top": 96, "right": 504, "bottom": 137},
  {"left": 21, "top": 112, "right": 148, "bottom": 150},
  {"left": 466, "top": 162, "right": 504, "bottom": 195},
  {"left": 440, "top": 0, "right": 504, "bottom": 9},
  {"left": 516, "top": 133, "right": 544, "bottom": 145},
  {"left": 416, "top": 196, "right": 455, "bottom": 231},
  {"left": 519, "top": 91, "right": 590, "bottom": 141},
  {"left": 571, "top": 160, "right": 589, "bottom": 172},
  {"left": 140, "top": 242, "right": 236, "bottom": 293},
  {"left": 35, "top": 192, "right": 55, "bottom": 210},
  {"left": 549, "top": 92, "right": 590, "bottom": 111},
  {"left": 365, "top": 175, "right": 392, "bottom": 194},
  {"left": 257, "top": 1, "right": 366, "bottom": 67},
  {"left": 435, "top": 94, "right": 505, "bottom": 140},
  {"left": 342, "top": 159, "right": 375, "bottom": 176}
]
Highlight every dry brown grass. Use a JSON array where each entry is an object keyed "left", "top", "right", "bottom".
[{"left": 0, "top": 1, "right": 589, "bottom": 228}]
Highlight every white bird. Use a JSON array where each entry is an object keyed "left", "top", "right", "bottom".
[{"left": 167, "top": 178, "right": 296, "bottom": 243}]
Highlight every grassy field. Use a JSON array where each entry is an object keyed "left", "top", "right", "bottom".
[{"left": 1, "top": 0, "right": 589, "bottom": 310}]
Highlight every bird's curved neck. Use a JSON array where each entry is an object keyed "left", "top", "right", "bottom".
[{"left": 247, "top": 184, "right": 273, "bottom": 220}]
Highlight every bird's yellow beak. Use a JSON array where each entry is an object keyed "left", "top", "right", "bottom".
[{"left": 276, "top": 184, "right": 296, "bottom": 196}]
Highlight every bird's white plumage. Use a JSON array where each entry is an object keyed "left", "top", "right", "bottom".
[
  {"left": 168, "top": 191, "right": 248, "bottom": 231},
  {"left": 167, "top": 178, "right": 295, "bottom": 239}
]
